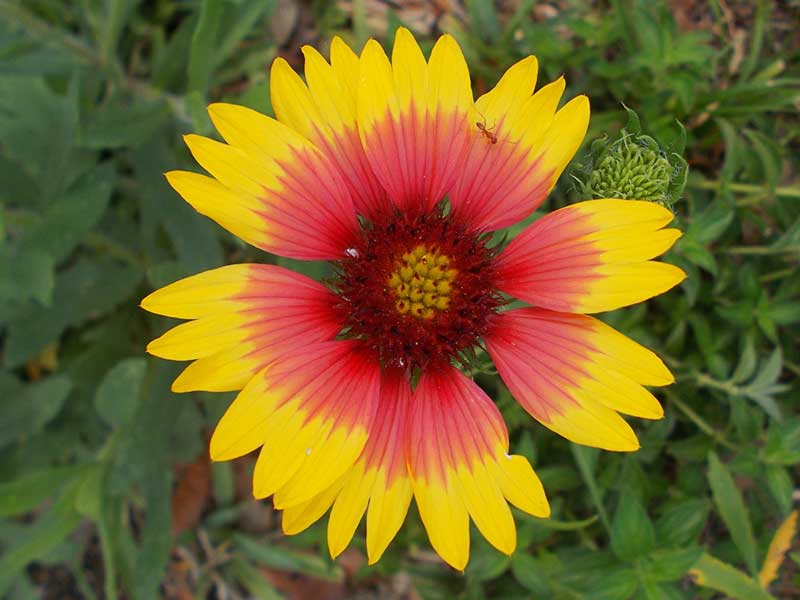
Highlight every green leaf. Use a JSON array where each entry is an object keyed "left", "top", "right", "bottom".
[
  {"left": 707, "top": 452, "right": 759, "bottom": 576},
  {"left": 643, "top": 546, "right": 703, "bottom": 582},
  {"left": 465, "top": 0, "right": 501, "bottom": 42},
  {"left": 0, "top": 482, "right": 82, "bottom": 595},
  {"left": 0, "top": 153, "right": 39, "bottom": 207},
  {"left": 466, "top": 537, "right": 511, "bottom": 581},
  {"left": 95, "top": 357, "right": 147, "bottom": 427},
  {"left": 730, "top": 339, "right": 757, "bottom": 384},
  {"left": 16, "top": 164, "right": 115, "bottom": 264},
  {"left": 738, "top": 0, "right": 768, "bottom": 80},
  {"left": 4, "top": 258, "right": 142, "bottom": 367},
  {"left": 740, "top": 348, "right": 785, "bottom": 421},
  {"left": 584, "top": 567, "right": 640, "bottom": 600},
  {"left": 680, "top": 239, "right": 718, "bottom": 275},
  {"left": 229, "top": 557, "right": 282, "bottom": 600},
  {"left": 690, "top": 199, "right": 735, "bottom": 244},
  {"left": 131, "top": 140, "right": 222, "bottom": 272},
  {"left": 0, "top": 464, "right": 87, "bottom": 517},
  {"left": 764, "top": 465, "right": 793, "bottom": 516},
  {"left": 689, "top": 553, "right": 773, "bottom": 600},
  {"left": 0, "top": 17, "right": 83, "bottom": 77},
  {"left": 74, "top": 465, "right": 121, "bottom": 600},
  {"left": 188, "top": 0, "right": 224, "bottom": 93},
  {"left": 0, "top": 76, "right": 82, "bottom": 201},
  {"left": 762, "top": 419, "right": 800, "bottom": 465},
  {"left": 642, "top": 581, "right": 684, "bottom": 600},
  {"left": 117, "top": 362, "right": 181, "bottom": 600},
  {"left": 82, "top": 98, "right": 170, "bottom": 149},
  {"left": 234, "top": 534, "right": 344, "bottom": 582},
  {"left": 510, "top": 553, "right": 551, "bottom": 595},
  {"left": 610, "top": 488, "right": 656, "bottom": 561},
  {"left": 571, "top": 444, "right": 610, "bottom": 532},
  {"left": 215, "top": 2, "right": 278, "bottom": 66},
  {"left": 0, "top": 375, "right": 72, "bottom": 448},
  {"left": 0, "top": 247, "right": 54, "bottom": 306},
  {"left": 748, "top": 348, "right": 783, "bottom": 390}
]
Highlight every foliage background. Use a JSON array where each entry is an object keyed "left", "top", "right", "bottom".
[{"left": 0, "top": 0, "right": 798, "bottom": 598}]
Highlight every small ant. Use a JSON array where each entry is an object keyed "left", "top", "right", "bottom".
[{"left": 475, "top": 115, "right": 498, "bottom": 144}]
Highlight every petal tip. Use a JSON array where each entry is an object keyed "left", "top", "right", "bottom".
[
  {"left": 394, "top": 26, "right": 414, "bottom": 40},
  {"left": 617, "top": 437, "right": 640, "bottom": 452},
  {"left": 139, "top": 295, "right": 154, "bottom": 312},
  {"left": 327, "top": 537, "right": 347, "bottom": 560},
  {"left": 539, "top": 501, "right": 552, "bottom": 519},
  {"left": 144, "top": 338, "right": 161, "bottom": 355},
  {"left": 170, "top": 377, "right": 192, "bottom": 393},
  {"left": 163, "top": 169, "right": 182, "bottom": 184},
  {"left": 270, "top": 55, "right": 290, "bottom": 72}
]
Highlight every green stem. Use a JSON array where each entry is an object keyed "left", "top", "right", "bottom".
[
  {"left": 761, "top": 267, "right": 797, "bottom": 283},
  {"left": 727, "top": 245, "right": 800, "bottom": 255},
  {"left": 665, "top": 391, "right": 737, "bottom": 450},
  {"left": 689, "top": 179, "right": 800, "bottom": 199},
  {"left": 83, "top": 232, "right": 144, "bottom": 268}
]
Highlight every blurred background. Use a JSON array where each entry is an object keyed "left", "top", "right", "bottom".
[{"left": 0, "top": 1, "right": 798, "bottom": 598}]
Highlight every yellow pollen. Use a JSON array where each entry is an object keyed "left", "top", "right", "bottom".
[{"left": 387, "top": 245, "right": 457, "bottom": 319}]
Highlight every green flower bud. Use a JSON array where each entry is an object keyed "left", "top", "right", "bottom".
[{"left": 572, "top": 106, "right": 688, "bottom": 208}]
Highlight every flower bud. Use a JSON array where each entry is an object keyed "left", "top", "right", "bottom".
[{"left": 573, "top": 106, "right": 688, "bottom": 208}]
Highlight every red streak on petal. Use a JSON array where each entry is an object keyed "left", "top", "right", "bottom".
[
  {"left": 408, "top": 366, "right": 508, "bottom": 483},
  {"left": 360, "top": 369, "right": 411, "bottom": 485}
]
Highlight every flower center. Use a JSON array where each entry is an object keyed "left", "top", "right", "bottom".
[
  {"left": 388, "top": 245, "right": 456, "bottom": 319},
  {"left": 333, "top": 207, "right": 503, "bottom": 372}
]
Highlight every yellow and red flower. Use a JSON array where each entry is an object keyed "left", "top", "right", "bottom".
[{"left": 141, "top": 29, "right": 685, "bottom": 570}]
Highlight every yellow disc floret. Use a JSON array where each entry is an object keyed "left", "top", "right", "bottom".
[{"left": 388, "top": 245, "right": 457, "bottom": 319}]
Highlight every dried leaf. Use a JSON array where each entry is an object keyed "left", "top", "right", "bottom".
[{"left": 759, "top": 510, "right": 798, "bottom": 588}]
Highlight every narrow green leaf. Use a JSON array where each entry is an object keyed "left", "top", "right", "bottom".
[
  {"left": 749, "top": 348, "right": 783, "bottom": 390},
  {"left": 75, "top": 466, "right": 120, "bottom": 600},
  {"left": 215, "top": 1, "right": 278, "bottom": 65},
  {"left": 99, "top": 0, "right": 137, "bottom": 66},
  {"left": 0, "top": 464, "right": 87, "bottom": 517},
  {"left": 689, "top": 553, "right": 773, "bottom": 600},
  {"left": 571, "top": 444, "right": 610, "bottom": 532},
  {"left": 739, "top": 0, "right": 768, "bottom": 80},
  {"left": 765, "top": 465, "right": 793, "bottom": 516},
  {"left": 234, "top": 534, "right": 344, "bottom": 582},
  {"left": 465, "top": 0, "right": 501, "bottom": 42},
  {"left": 188, "top": 0, "right": 224, "bottom": 93},
  {"left": 0, "top": 484, "right": 82, "bottom": 595},
  {"left": 229, "top": 557, "right": 283, "bottom": 600},
  {"left": 730, "top": 339, "right": 757, "bottom": 384},
  {"left": 707, "top": 452, "right": 759, "bottom": 576}
]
